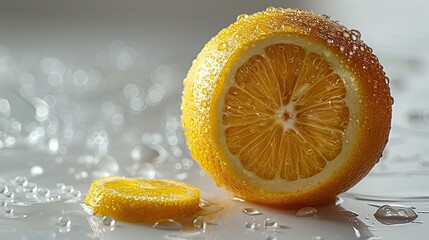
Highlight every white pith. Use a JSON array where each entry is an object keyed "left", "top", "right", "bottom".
[{"left": 216, "top": 34, "right": 361, "bottom": 192}]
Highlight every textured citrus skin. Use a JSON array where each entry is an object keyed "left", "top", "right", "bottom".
[
  {"left": 181, "top": 8, "right": 392, "bottom": 206},
  {"left": 84, "top": 177, "right": 200, "bottom": 222}
]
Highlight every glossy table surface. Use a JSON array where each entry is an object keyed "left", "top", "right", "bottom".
[{"left": 1, "top": 1, "right": 429, "bottom": 239}]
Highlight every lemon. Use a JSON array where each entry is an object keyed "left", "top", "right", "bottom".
[
  {"left": 181, "top": 8, "right": 392, "bottom": 206},
  {"left": 84, "top": 177, "right": 200, "bottom": 222}
]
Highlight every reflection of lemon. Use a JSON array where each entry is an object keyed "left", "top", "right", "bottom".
[
  {"left": 181, "top": 8, "right": 392, "bottom": 206},
  {"left": 84, "top": 177, "right": 200, "bottom": 222}
]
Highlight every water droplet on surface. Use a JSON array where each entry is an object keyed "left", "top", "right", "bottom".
[
  {"left": 58, "top": 216, "right": 72, "bottom": 227},
  {"left": 339, "top": 46, "right": 345, "bottom": 52},
  {"left": 266, "top": 236, "right": 278, "bottom": 240},
  {"left": 72, "top": 190, "right": 82, "bottom": 198},
  {"left": 374, "top": 205, "right": 418, "bottom": 225},
  {"left": 296, "top": 207, "right": 317, "bottom": 217},
  {"left": 37, "top": 188, "right": 50, "bottom": 197},
  {"left": 231, "top": 196, "right": 245, "bottom": 202},
  {"left": 0, "top": 200, "right": 7, "bottom": 206},
  {"left": 335, "top": 197, "right": 344, "bottom": 205},
  {"left": 264, "top": 218, "right": 278, "bottom": 229},
  {"left": 153, "top": 219, "right": 183, "bottom": 231},
  {"left": 197, "top": 206, "right": 224, "bottom": 216},
  {"left": 4, "top": 207, "right": 13, "bottom": 214},
  {"left": 4, "top": 191, "right": 14, "bottom": 198},
  {"left": 102, "top": 216, "right": 116, "bottom": 227},
  {"left": 311, "top": 236, "right": 323, "bottom": 240},
  {"left": 243, "top": 208, "right": 262, "bottom": 216},
  {"left": 193, "top": 218, "right": 206, "bottom": 231},
  {"left": 15, "top": 176, "right": 29, "bottom": 186},
  {"left": 92, "top": 155, "right": 119, "bottom": 177},
  {"left": 340, "top": 210, "right": 359, "bottom": 217},
  {"left": 0, "top": 185, "right": 7, "bottom": 194},
  {"left": 245, "top": 221, "right": 257, "bottom": 230},
  {"left": 24, "top": 182, "right": 38, "bottom": 192}
]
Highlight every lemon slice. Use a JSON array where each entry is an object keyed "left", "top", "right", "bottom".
[
  {"left": 181, "top": 8, "right": 392, "bottom": 206},
  {"left": 84, "top": 176, "right": 200, "bottom": 222}
]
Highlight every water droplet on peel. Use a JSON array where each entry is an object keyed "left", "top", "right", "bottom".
[
  {"left": 296, "top": 207, "right": 317, "bottom": 217},
  {"left": 153, "top": 219, "right": 183, "bottom": 231},
  {"left": 243, "top": 208, "right": 262, "bottom": 216},
  {"left": 58, "top": 216, "right": 72, "bottom": 227},
  {"left": 340, "top": 46, "right": 345, "bottom": 52},
  {"left": 218, "top": 42, "right": 228, "bottom": 51},
  {"left": 197, "top": 206, "right": 224, "bottom": 216},
  {"left": 237, "top": 14, "right": 249, "bottom": 21},
  {"left": 374, "top": 205, "right": 418, "bottom": 225},
  {"left": 350, "top": 29, "right": 361, "bottom": 40},
  {"left": 102, "top": 216, "right": 116, "bottom": 227}
]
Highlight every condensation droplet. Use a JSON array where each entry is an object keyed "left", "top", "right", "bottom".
[
  {"left": 296, "top": 207, "right": 317, "bottom": 217},
  {"left": 243, "top": 208, "right": 262, "bottom": 216},
  {"left": 153, "top": 219, "right": 183, "bottom": 231},
  {"left": 350, "top": 29, "right": 361, "bottom": 40},
  {"left": 237, "top": 14, "right": 249, "bottom": 21},
  {"left": 245, "top": 221, "right": 256, "bottom": 230},
  {"left": 218, "top": 42, "right": 228, "bottom": 51}
]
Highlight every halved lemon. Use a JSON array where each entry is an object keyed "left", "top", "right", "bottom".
[
  {"left": 181, "top": 8, "right": 392, "bottom": 206},
  {"left": 84, "top": 177, "right": 200, "bottom": 222}
]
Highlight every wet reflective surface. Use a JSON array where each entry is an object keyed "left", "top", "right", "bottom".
[{"left": 1, "top": 1, "right": 429, "bottom": 239}]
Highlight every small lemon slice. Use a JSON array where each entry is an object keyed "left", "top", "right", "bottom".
[{"left": 84, "top": 176, "right": 200, "bottom": 222}]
